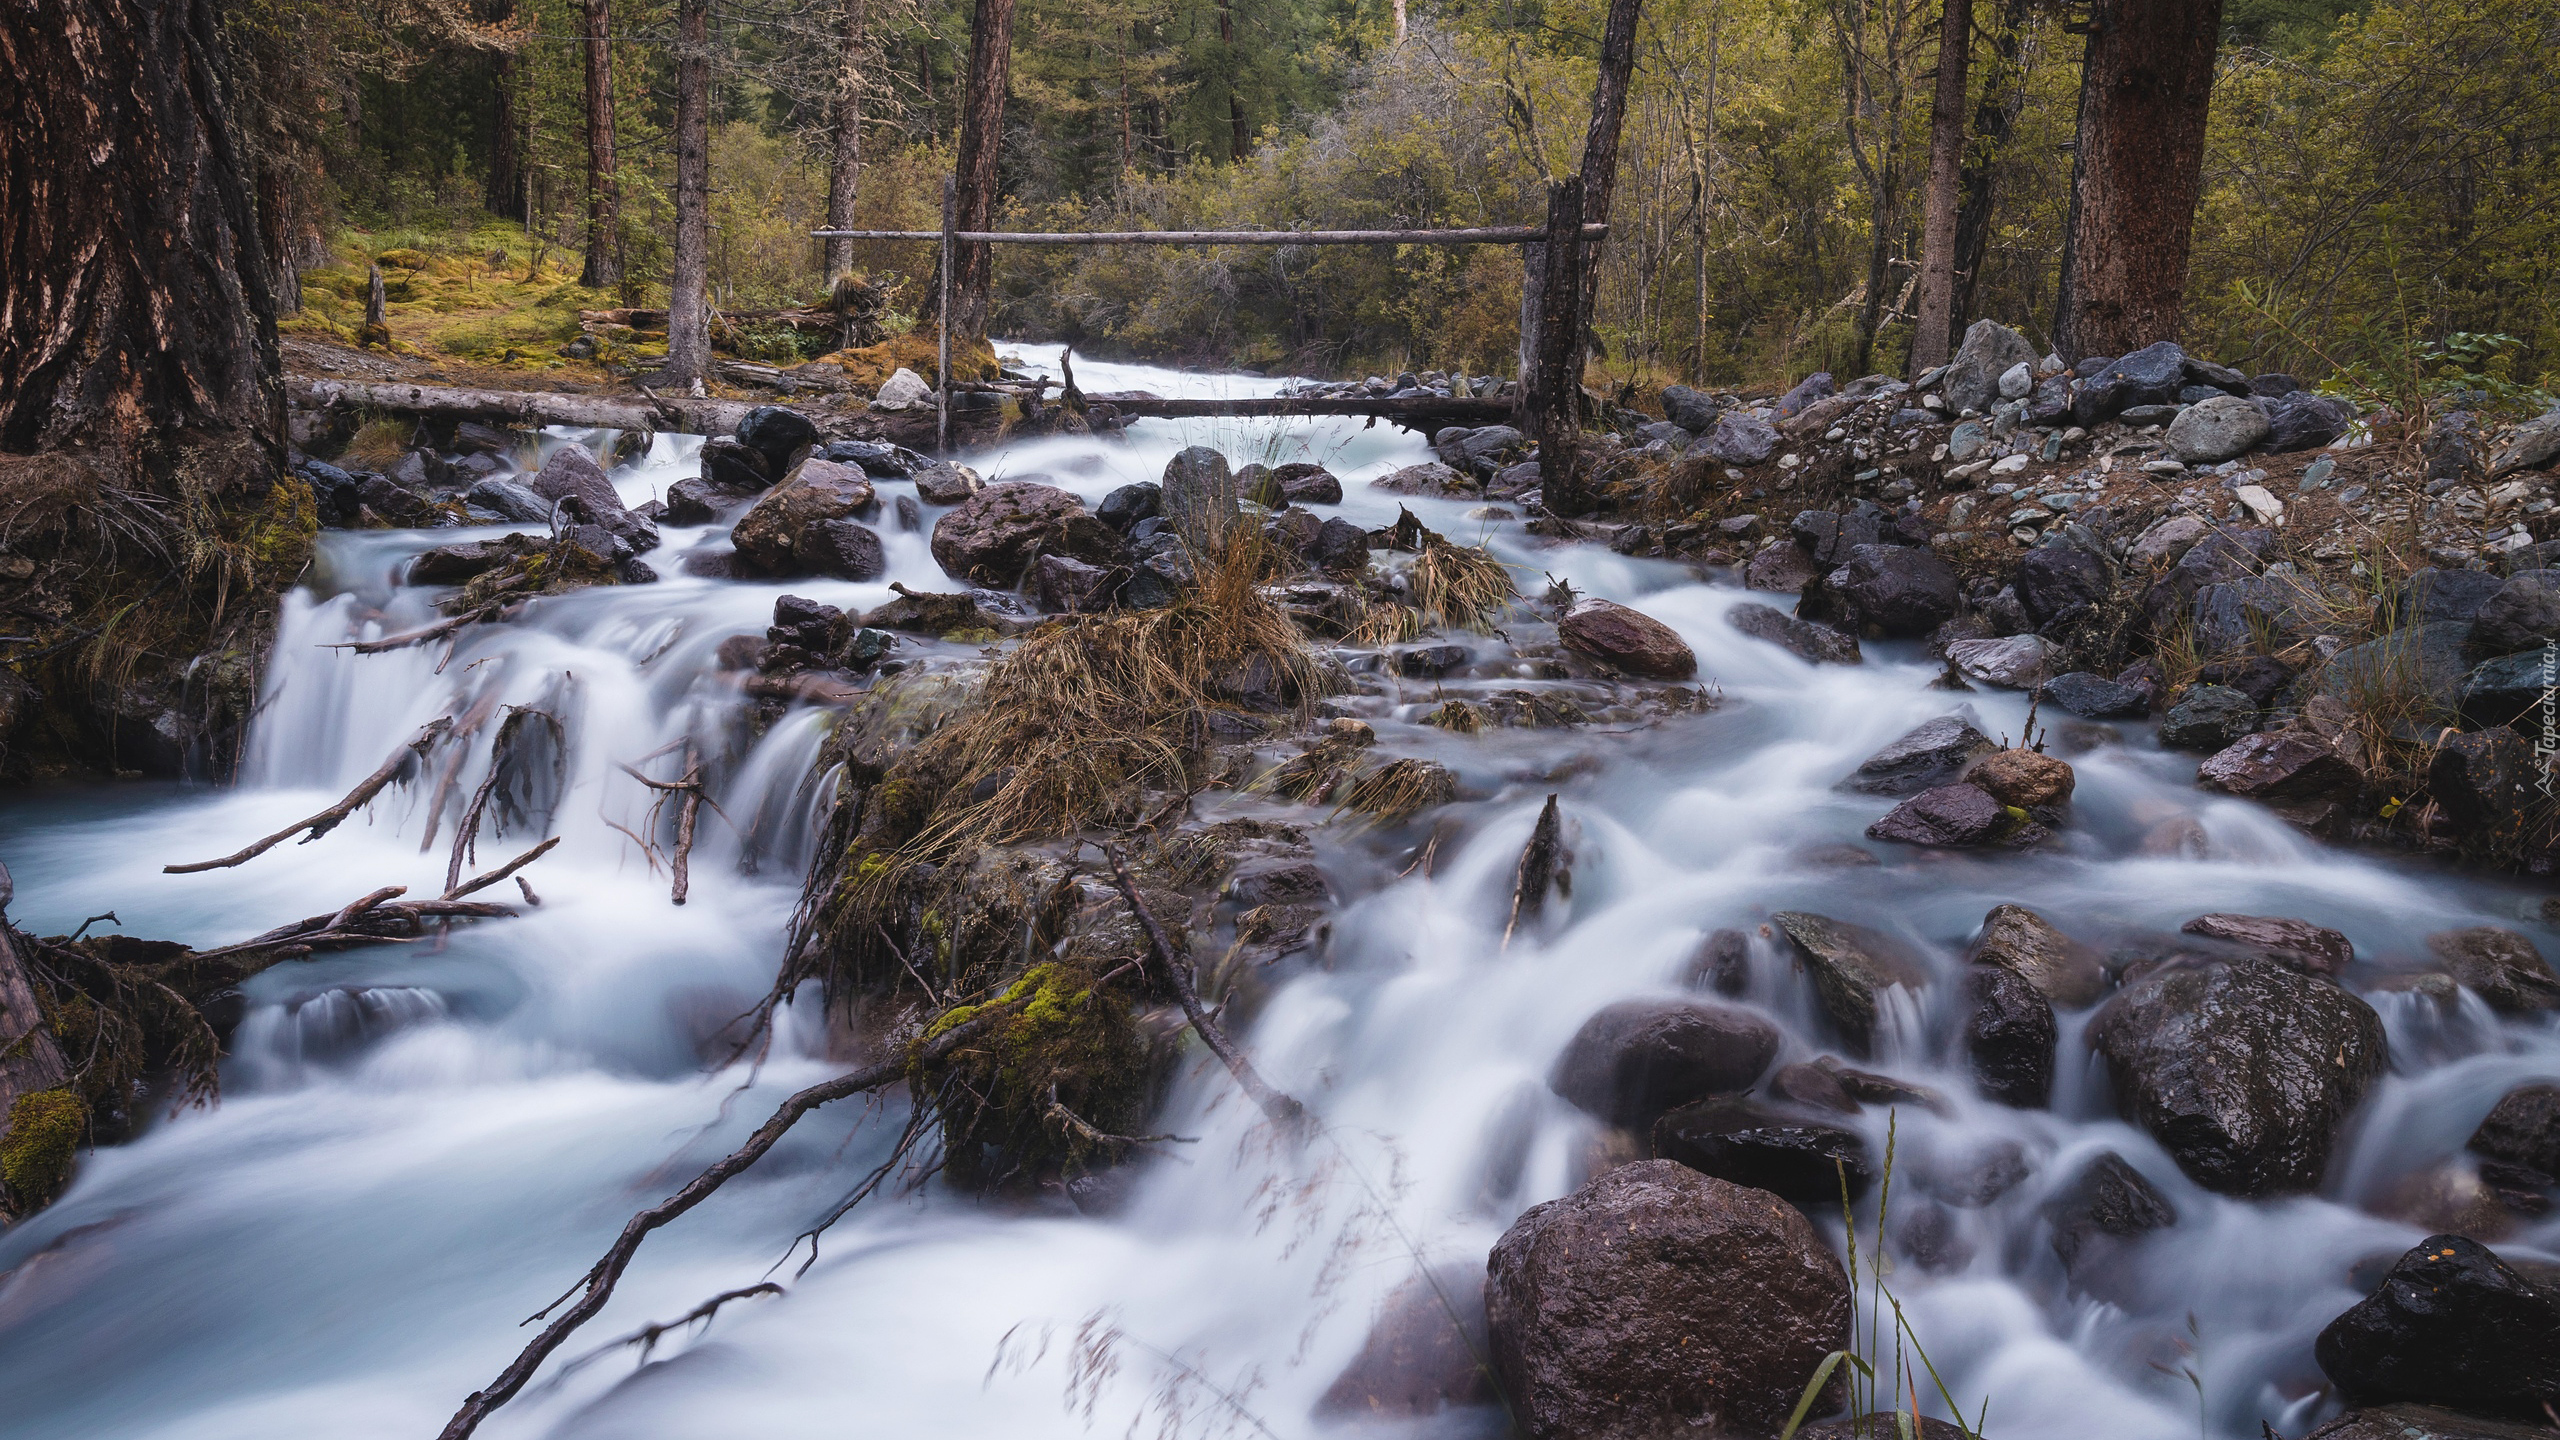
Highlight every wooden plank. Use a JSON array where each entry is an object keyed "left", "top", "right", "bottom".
[{"left": 808, "top": 223, "right": 1609, "bottom": 245}]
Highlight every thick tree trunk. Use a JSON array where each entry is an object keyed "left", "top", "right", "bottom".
[
  {"left": 1, "top": 0, "right": 307, "bottom": 778},
  {"left": 935, "top": 0, "right": 1016, "bottom": 340},
  {"left": 1529, "top": 178, "right": 1592, "bottom": 516},
  {"left": 1220, "top": 0, "right": 1248, "bottom": 163},
  {"left": 2053, "top": 0, "right": 2225, "bottom": 360},
  {"left": 1950, "top": 0, "right": 2029, "bottom": 331},
  {"left": 823, "top": 0, "right": 867, "bottom": 280},
  {"left": 580, "top": 0, "right": 624, "bottom": 289},
  {"left": 665, "top": 0, "right": 714, "bottom": 390},
  {"left": 482, "top": 0, "right": 526, "bottom": 222},
  {"left": 1910, "top": 0, "right": 1971, "bottom": 373},
  {"left": 1559, "top": 0, "right": 1642, "bottom": 402}
]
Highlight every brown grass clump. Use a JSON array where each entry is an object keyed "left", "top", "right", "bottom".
[
  {"left": 1339, "top": 757, "right": 1460, "bottom": 822},
  {"left": 1407, "top": 537, "right": 1516, "bottom": 632},
  {"left": 341, "top": 417, "right": 416, "bottom": 470}
]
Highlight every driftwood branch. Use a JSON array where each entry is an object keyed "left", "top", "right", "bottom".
[
  {"left": 326, "top": 605, "right": 501, "bottom": 656},
  {"left": 1502, "top": 793, "right": 1566, "bottom": 950},
  {"left": 436, "top": 999, "right": 1028, "bottom": 1440},
  {"left": 1095, "top": 842, "right": 1305, "bottom": 1129},
  {"left": 188, "top": 887, "right": 516, "bottom": 964},
  {"left": 165, "top": 718, "right": 454, "bottom": 873},
  {"left": 446, "top": 837, "right": 562, "bottom": 902},
  {"left": 671, "top": 745, "right": 703, "bottom": 907}
]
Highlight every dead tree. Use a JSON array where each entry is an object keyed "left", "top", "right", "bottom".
[
  {"left": 2053, "top": 0, "right": 2227, "bottom": 360},
  {"left": 1909, "top": 0, "right": 1972, "bottom": 373},
  {"left": 664, "top": 0, "right": 714, "bottom": 391},
  {"left": 822, "top": 0, "right": 867, "bottom": 281},
  {"left": 1527, "top": 176, "right": 1592, "bottom": 517},
  {"left": 580, "top": 0, "right": 624, "bottom": 288}
]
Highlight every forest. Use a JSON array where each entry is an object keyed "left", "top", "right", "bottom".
[{"left": 238, "top": 0, "right": 2559, "bottom": 388}]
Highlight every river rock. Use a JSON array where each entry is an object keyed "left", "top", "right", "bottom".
[
  {"left": 1652, "top": 1097, "right": 1872, "bottom": 1203},
  {"left": 527, "top": 443, "right": 657, "bottom": 553},
  {"left": 1373, "top": 461, "right": 1473, "bottom": 497},
  {"left": 1867, "top": 782, "right": 2014, "bottom": 848},
  {"left": 1946, "top": 635, "right": 2053, "bottom": 689},
  {"left": 730, "top": 458, "right": 880, "bottom": 577},
  {"left": 2196, "top": 731, "right": 2359, "bottom": 801},
  {"left": 2088, "top": 956, "right": 2387, "bottom": 1195},
  {"left": 1965, "top": 964, "right": 2055, "bottom": 1107},
  {"left": 1744, "top": 537, "right": 1822, "bottom": 592},
  {"left": 2074, "top": 341, "right": 2189, "bottom": 425},
  {"left": 2167, "top": 394, "right": 2272, "bottom": 463},
  {"left": 910, "top": 461, "right": 982, "bottom": 506},
  {"left": 1549, "top": 1000, "right": 1781, "bottom": 1131},
  {"left": 2458, "top": 651, "right": 2550, "bottom": 729},
  {"left": 2261, "top": 390, "right": 2358, "bottom": 451},
  {"left": 1484, "top": 1160, "right": 1850, "bottom": 1440},
  {"left": 2468, "top": 1083, "right": 2560, "bottom": 1189},
  {"left": 1846, "top": 715, "right": 1998, "bottom": 796},
  {"left": 1770, "top": 911, "right": 1932, "bottom": 1055},
  {"left": 1275, "top": 463, "right": 1342, "bottom": 504},
  {"left": 2040, "top": 671, "right": 2148, "bottom": 719},
  {"left": 1659, "top": 384, "right": 1720, "bottom": 431},
  {"left": 2015, "top": 543, "right": 2111, "bottom": 628},
  {"left": 2315, "top": 1234, "right": 2560, "bottom": 1421},
  {"left": 734, "top": 404, "right": 818, "bottom": 471},
  {"left": 1826, "top": 544, "right": 1960, "bottom": 638},
  {"left": 2160, "top": 684, "right": 2258, "bottom": 751},
  {"left": 698, "top": 435, "right": 773, "bottom": 493},
  {"left": 2427, "top": 728, "right": 2537, "bottom": 838},
  {"left": 1967, "top": 747, "right": 2074, "bottom": 808},
  {"left": 1095, "top": 482, "right": 1160, "bottom": 530},
  {"left": 2043, "top": 1151, "right": 2179, "bottom": 1281},
  {"left": 1560, "top": 599, "right": 1696, "bottom": 679},
  {"left": 1705, "top": 412, "right": 1781, "bottom": 465},
  {"left": 1311, "top": 517, "right": 1369, "bottom": 572},
  {"left": 2425, "top": 927, "right": 2560, "bottom": 1013},
  {"left": 1943, "top": 320, "right": 2039, "bottom": 416},
  {"left": 823, "top": 438, "right": 921, "bottom": 477},
  {"left": 2309, "top": 1405, "right": 2560, "bottom": 1440},
  {"left": 1968, "top": 903, "right": 2108, "bottom": 1006},
  {"left": 2179, "top": 912, "right": 2354, "bottom": 978},
  {"left": 801, "top": 518, "right": 887, "bottom": 581},
  {"left": 1316, "top": 1264, "right": 1492, "bottom": 1418},
  {"left": 1726, "top": 602, "right": 1860, "bottom": 664},
  {"left": 1031, "top": 553, "right": 1115, "bottom": 613},
  {"left": 1161, "top": 446, "right": 1239, "bottom": 550},
  {"left": 929, "top": 482, "right": 1091, "bottom": 585},
  {"left": 408, "top": 536, "right": 531, "bottom": 585},
  {"left": 2129, "top": 514, "right": 2210, "bottom": 567},
  {"left": 871, "top": 366, "right": 932, "bottom": 410}
]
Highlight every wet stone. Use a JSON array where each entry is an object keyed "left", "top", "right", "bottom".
[{"left": 1843, "top": 714, "right": 1997, "bottom": 797}]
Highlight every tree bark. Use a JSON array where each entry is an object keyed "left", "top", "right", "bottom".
[
  {"left": 482, "top": 0, "right": 527, "bottom": 222},
  {"left": 1220, "top": 0, "right": 1248, "bottom": 163},
  {"left": 934, "top": 0, "right": 1016, "bottom": 340},
  {"left": 1529, "top": 177, "right": 1592, "bottom": 516},
  {"left": 822, "top": 0, "right": 867, "bottom": 280},
  {"left": 2052, "top": 0, "right": 2225, "bottom": 361},
  {"left": 1950, "top": 0, "right": 2029, "bottom": 331},
  {"left": 1909, "top": 0, "right": 1971, "bottom": 373},
  {"left": 1560, "top": 0, "right": 1642, "bottom": 406},
  {"left": 664, "top": 0, "right": 714, "bottom": 390},
  {"left": 580, "top": 0, "right": 624, "bottom": 289}
]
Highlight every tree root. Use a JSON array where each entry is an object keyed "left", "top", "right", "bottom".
[{"left": 164, "top": 717, "right": 454, "bottom": 873}]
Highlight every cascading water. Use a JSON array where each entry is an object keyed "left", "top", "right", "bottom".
[{"left": 1, "top": 345, "right": 2552, "bottom": 1440}]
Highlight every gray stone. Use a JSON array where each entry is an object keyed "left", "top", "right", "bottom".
[
  {"left": 1776, "top": 372, "right": 1835, "bottom": 418},
  {"left": 1706, "top": 411, "right": 1782, "bottom": 465},
  {"left": 1965, "top": 964, "right": 2055, "bottom": 1107},
  {"left": 1274, "top": 463, "right": 1343, "bottom": 505},
  {"left": 1744, "top": 538, "right": 1822, "bottom": 593},
  {"left": 2160, "top": 684, "right": 2259, "bottom": 751},
  {"left": 1660, "top": 384, "right": 1721, "bottom": 431},
  {"left": 1769, "top": 911, "right": 1933, "bottom": 1055},
  {"left": 1726, "top": 602, "right": 1861, "bottom": 664},
  {"left": 2260, "top": 390, "right": 2358, "bottom": 452},
  {"left": 1946, "top": 419, "right": 1990, "bottom": 462},
  {"left": 2427, "top": 927, "right": 2560, "bottom": 1014},
  {"left": 2196, "top": 731, "right": 2360, "bottom": 800},
  {"left": 1943, "top": 320, "right": 2040, "bottom": 416},
  {"left": 734, "top": 405, "right": 818, "bottom": 471},
  {"left": 2400, "top": 567, "right": 2507, "bottom": 628},
  {"left": 1998, "top": 361, "right": 2034, "bottom": 400},
  {"left": 1096, "top": 481, "right": 1161, "bottom": 530},
  {"left": 2469, "top": 569, "right": 2560, "bottom": 655},
  {"left": 2040, "top": 672, "right": 2148, "bottom": 719},
  {"left": 802, "top": 518, "right": 887, "bottom": 581},
  {"left": 1560, "top": 599, "right": 1696, "bottom": 679},
  {"left": 911, "top": 462, "right": 982, "bottom": 506},
  {"left": 1824, "top": 544, "right": 1960, "bottom": 637},
  {"left": 1371, "top": 461, "right": 1475, "bottom": 497},
  {"left": 1161, "top": 446, "right": 1240, "bottom": 550},
  {"left": 2168, "top": 394, "right": 2273, "bottom": 463},
  {"left": 1548, "top": 999, "right": 1782, "bottom": 1129},
  {"left": 1866, "top": 782, "right": 2017, "bottom": 847},
  {"left": 2459, "top": 651, "right": 2553, "bottom": 729},
  {"left": 2319, "top": 621, "right": 2470, "bottom": 724},
  {"left": 1946, "top": 634, "right": 2053, "bottom": 689},
  {"left": 1844, "top": 715, "right": 1997, "bottom": 796},
  {"left": 2073, "top": 341, "right": 2189, "bottom": 425},
  {"left": 871, "top": 366, "right": 932, "bottom": 410},
  {"left": 464, "top": 477, "right": 551, "bottom": 523},
  {"left": 1969, "top": 903, "right": 2109, "bottom": 1007},
  {"left": 2490, "top": 410, "right": 2560, "bottom": 478},
  {"left": 2314, "top": 1235, "right": 2560, "bottom": 1422}
]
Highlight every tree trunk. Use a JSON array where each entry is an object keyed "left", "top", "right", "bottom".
[
  {"left": 936, "top": 0, "right": 1015, "bottom": 340},
  {"left": 823, "top": 0, "right": 867, "bottom": 280},
  {"left": 1392, "top": 0, "right": 1408, "bottom": 44},
  {"left": 1950, "top": 0, "right": 2029, "bottom": 331},
  {"left": 1529, "top": 177, "right": 1592, "bottom": 516},
  {"left": 1910, "top": 0, "right": 1971, "bottom": 373},
  {"left": 1563, "top": 0, "right": 1643, "bottom": 396},
  {"left": 481, "top": 0, "right": 526, "bottom": 222},
  {"left": 665, "top": 0, "right": 714, "bottom": 390},
  {"left": 0, "top": 0, "right": 306, "bottom": 777},
  {"left": 580, "top": 0, "right": 624, "bottom": 289},
  {"left": 2052, "top": 0, "right": 2225, "bottom": 361},
  {"left": 1220, "top": 0, "right": 1248, "bottom": 163}
]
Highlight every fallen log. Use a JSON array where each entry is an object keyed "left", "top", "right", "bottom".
[
  {"left": 165, "top": 718, "right": 454, "bottom": 873},
  {"left": 288, "top": 377, "right": 758, "bottom": 437}
]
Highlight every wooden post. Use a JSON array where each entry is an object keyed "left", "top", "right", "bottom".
[
  {"left": 1529, "top": 175, "right": 1590, "bottom": 517},
  {"left": 937, "top": 173, "right": 954, "bottom": 453}
]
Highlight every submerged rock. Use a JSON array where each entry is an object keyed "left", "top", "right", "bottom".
[
  {"left": 1316, "top": 1264, "right": 1492, "bottom": 1419},
  {"left": 1770, "top": 911, "right": 1931, "bottom": 1056},
  {"left": 1484, "top": 1160, "right": 1850, "bottom": 1440},
  {"left": 2425, "top": 927, "right": 2560, "bottom": 1013},
  {"left": 2042, "top": 1151, "right": 2179, "bottom": 1288},
  {"left": 2178, "top": 912, "right": 2354, "bottom": 978},
  {"left": 2315, "top": 1234, "right": 2560, "bottom": 1422},
  {"left": 1548, "top": 999, "right": 1781, "bottom": 1130},
  {"left": 2088, "top": 957, "right": 2386, "bottom": 1196},
  {"left": 1726, "top": 602, "right": 1861, "bottom": 664},
  {"left": 1964, "top": 964, "right": 2055, "bottom": 1107},
  {"left": 1652, "top": 1096, "right": 1872, "bottom": 1203}
]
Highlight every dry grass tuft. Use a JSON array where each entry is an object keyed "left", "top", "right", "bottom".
[
  {"left": 1406, "top": 537, "right": 1516, "bottom": 632},
  {"left": 342, "top": 417, "right": 417, "bottom": 470}
]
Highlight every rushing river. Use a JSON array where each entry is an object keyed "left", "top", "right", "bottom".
[{"left": 1, "top": 348, "right": 2553, "bottom": 1440}]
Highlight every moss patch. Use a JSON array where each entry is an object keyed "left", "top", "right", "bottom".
[
  {"left": 916, "top": 963, "right": 1154, "bottom": 1191},
  {"left": 1, "top": 1089, "right": 87, "bottom": 1212}
]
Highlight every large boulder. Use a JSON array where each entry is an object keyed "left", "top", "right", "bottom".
[
  {"left": 2315, "top": 1235, "right": 2560, "bottom": 1422},
  {"left": 2073, "top": 341, "right": 2189, "bottom": 426},
  {"left": 1866, "top": 783, "right": 2017, "bottom": 848},
  {"left": 1316, "top": 1264, "right": 1493, "bottom": 1419},
  {"left": 1845, "top": 715, "right": 1998, "bottom": 796},
  {"left": 1940, "top": 320, "right": 2039, "bottom": 416},
  {"left": 1484, "top": 1160, "right": 1850, "bottom": 1440},
  {"left": 1161, "top": 446, "right": 1239, "bottom": 550},
  {"left": 2425, "top": 927, "right": 2560, "bottom": 1013},
  {"left": 729, "top": 457, "right": 881, "bottom": 578},
  {"left": 2167, "top": 394, "right": 2272, "bottom": 463},
  {"left": 1968, "top": 904, "right": 2108, "bottom": 1007},
  {"left": 928, "top": 482, "right": 1093, "bottom": 585},
  {"left": 2179, "top": 912, "right": 2354, "bottom": 978},
  {"left": 1652, "top": 1097, "right": 1872, "bottom": 1203},
  {"left": 1726, "top": 602, "right": 1861, "bottom": 664},
  {"left": 1964, "top": 964, "right": 2055, "bottom": 1107},
  {"left": 1659, "top": 384, "right": 1720, "bottom": 431},
  {"left": 526, "top": 443, "right": 657, "bottom": 553},
  {"left": 2260, "top": 390, "right": 2358, "bottom": 451},
  {"left": 1548, "top": 999, "right": 1780, "bottom": 1130},
  {"left": 1704, "top": 412, "right": 1782, "bottom": 466},
  {"left": 1770, "top": 911, "right": 1932, "bottom": 1055},
  {"left": 1825, "top": 544, "right": 1960, "bottom": 638},
  {"left": 2468, "top": 569, "right": 2560, "bottom": 656},
  {"left": 2196, "top": 731, "right": 2359, "bottom": 801},
  {"left": 2088, "top": 957, "right": 2387, "bottom": 1195},
  {"left": 733, "top": 404, "right": 818, "bottom": 473},
  {"left": 2015, "top": 543, "right": 2112, "bottom": 627},
  {"left": 1560, "top": 599, "right": 1697, "bottom": 679}
]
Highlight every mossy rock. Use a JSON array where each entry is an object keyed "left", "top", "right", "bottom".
[
  {"left": 2, "top": 1089, "right": 87, "bottom": 1214},
  {"left": 374, "top": 248, "right": 433, "bottom": 270},
  {"left": 919, "top": 963, "right": 1155, "bottom": 1192}
]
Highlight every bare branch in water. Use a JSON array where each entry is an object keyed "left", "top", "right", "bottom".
[{"left": 165, "top": 717, "right": 454, "bottom": 873}]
